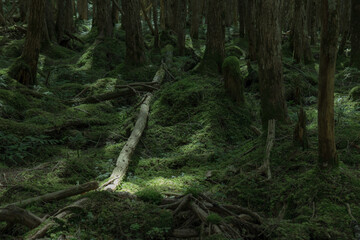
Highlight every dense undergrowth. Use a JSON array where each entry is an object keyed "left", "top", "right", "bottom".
[{"left": 0, "top": 20, "right": 360, "bottom": 240}]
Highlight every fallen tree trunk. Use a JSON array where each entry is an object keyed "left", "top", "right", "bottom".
[
  {"left": 0, "top": 205, "right": 42, "bottom": 229},
  {"left": 26, "top": 198, "right": 89, "bottom": 240},
  {"left": 101, "top": 67, "right": 166, "bottom": 191},
  {"left": 3, "top": 181, "right": 98, "bottom": 208},
  {"left": 71, "top": 83, "right": 159, "bottom": 104}
]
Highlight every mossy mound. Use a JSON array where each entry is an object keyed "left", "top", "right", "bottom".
[
  {"left": 225, "top": 45, "right": 245, "bottom": 59},
  {"left": 222, "top": 56, "right": 245, "bottom": 105},
  {"left": 349, "top": 86, "right": 360, "bottom": 101},
  {"left": 0, "top": 39, "right": 24, "bottom": 58}
]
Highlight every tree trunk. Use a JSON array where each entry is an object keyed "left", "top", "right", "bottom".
[
  {"left": 77, "top": 0, "right": 88, "bottom": 20},
  {"left": 122, "top": 0, "right": 146, "bottom": 65},
  {"left": 307, "top": 0, "right": 318, "bottom": 45},
  {"left": 112, "top": 0, "right": 119, "bottom": 24},
  {"left": 160, "top": 0, "right": 166, "bottom": 30},
  {"left": 0, "top": 0, "right": 3, "bottom": 16},
  {"left": 256, "top": 0, "right": 288, "bottom": 127},
  {"left": 175, "top": 0, "right": 186, "bottom": 56},
  {"left": 152, "top": 0, "right": 160, "bottom": 49},
  {"left": 45, "top": 0, "right": 56, "bottom": 42},
  {"left": 19, "top": 0, "right": 28, "bottom": 22},
  {"left": 291, "top": 0, "right": 312, "bottom": 63},
  {"left": 190, "top": 0, "right": 203, "bottom": 40},
  {"left": 318, "top": 0, "right": 339, "bottom": 168},
  {"left": 245, "top": 0, "right": 257, "bottom": 61},
  {"left": 199, "top": 0, "right": 225, "bottom": 74},
  {"left": 56, "top": 0, "right": 74, "bottom": 45},
  {"left": 165, "top": 0, "right": 175, "bottom": 30},
  {"left": 95, "top": 0, "right": 113, "bottom": 39},
  {"left": 238, "top": 0, "right": 245, "bottom": 38},
  {"left": 9, "top": 0, "right": 45, "bottom": 86},
  {"left": 338, "top": 0, "right": 351, "bottom": 55},
  {"left": 351, "top": 0, "right": 360, "bottom": 68},
  {"left": 225, "top": 0, "right": 234, "bottom": 27}
]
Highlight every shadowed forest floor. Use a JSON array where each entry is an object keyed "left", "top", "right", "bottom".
[{"left": 1, "top": 21, "right": 360, "bottom": 240}]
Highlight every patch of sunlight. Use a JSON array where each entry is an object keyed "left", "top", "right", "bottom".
[{"left": 121, "top": 182, "right": 141, "bottom": 194}]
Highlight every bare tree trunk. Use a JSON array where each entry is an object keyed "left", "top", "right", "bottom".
[
  {"left": 351, "top": 0, "right": 360, "bottom": 68},
  {"left": 122, "top": 0, "right": 146, "bottom": 65},
  {"left": 318, "top": 0, "right": 339, "bottom": 168},
  {"left": 175, "top": 0, "right": 186, "bottom": 56},
  {"left": 77, "top": 0, "right": 88, "bottom": 20},
  {"left": 160, "top": 0, "right": 166, "bottom": 30},
  {"left": 338, "top": 0, "right": 351, "bottom": 55},
  {"left": 291, "top": 0, "right": 312, "bottom": 63},
  {"left": 19, "top": 0, "right": 28, "bottom": 22},
  {"left": 225, "top": 0, "right": 234, "bottom": 27},
  {"left": 256, "top": 0, "right": 289, "bottom": 127},
  {"left": 307, "top": 0, "right": 318, "bottom": 45},
  {"left": 245, "top": 0, "right": 256, "bottom": 61},
  {"left": 95, "top": 0, "right": 113, "bottom": 39},
  {"left": 190, "top": 0, "right": 203, "bottom": 40},
  {"left": 199, "top": 0, "right": 225, "bottom": 74},
  {"left": 152, "top": 0, "right": 160, "bottom": 48},
  {"left": 238, "top": 0, "right": 245, "bottom": 37},
  {"left": 9, "top": 0, "right": 45, "bottom": 86},
  {"left": 45, "top": 0, "right": 56, "bottom": 42},
  {"left": 56, "top": 0, "right": 74, "bottom": 45}
]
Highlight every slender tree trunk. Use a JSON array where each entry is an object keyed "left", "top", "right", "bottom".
[
  {"left": 245, "top": 0, "right": 257, "bottom": 61},
  {"left": 199, "top": 0, "right": 225, "bottom": 74},
  {"left": 9, "top": 0, "right": 45, "bottom": 86},
  {"left": 238, "top": 0, "right": 245, "bottom": 38},
  {"left": 0, "top": 0, "right": 5, "bottom": 26},
  {"left": 0, "top": 0, "right": 3, "bottom": 16},
  {"left": 351, "top": 0, "right": 360, "bottom": 67},
  {"left": 152, "top": 0, "right": 160, "bottom": 49},
  {"left": 45, "top": 0, "right": 56, "bottom": 42},
  {"left": 77, "top": 0, "right": 88, "bottom": 20},
  {"left": 225, "top": 0, "right": 234, "bottom": 27},
  {"left": 190, "top": 0, "right": 203, "bottom": 40},
  {"left": 338, "top": 0, "right": 351, "bottom": 55},
  {"left": 256, "top": 0, "right": 288, "bottom": 127},
  {"left": 19, "top": 0, "right": 28, "bottom": 22},
  {"left": 175, "top": 0, "right": 186, "bottom": 56},
  {"left": 95, "top": 0, "right": 113, "bottom": 39},
  {"left": 122, "top": 0, "right": 146, "bottom": 65},
  {"left": 160, "top": 0, "right": 166, "bottom": 30},
  {"left": 318, "top": 0, "right": 340, "bottom": 168},
  {"left": 291, "top": 0, "right": 312, "bottom": 63},
  {"left": 56, "top": 0, "right": 74, "bottom": 45},
  {"left": 307, "top": 0, "right": 318, "bottom": 45},
  {"left": 165, "top": 0, "right": 175, "bottom": 30},
  {"left": 112, "top": 0, "right": 119, "bottom": 24}
]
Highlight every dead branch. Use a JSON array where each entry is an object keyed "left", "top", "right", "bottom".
[
  {"left": 3, "top": 181, "right": 98, "bottom": 208},
  {"left": 259, "top": 119, "right": 275, "bottom": 179}
]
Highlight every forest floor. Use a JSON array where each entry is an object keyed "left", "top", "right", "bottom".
[{"left": 1, "top": 22, "right": 360, "bottom": 240}]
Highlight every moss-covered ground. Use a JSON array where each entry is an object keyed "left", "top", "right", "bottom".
[{"left": 0, "top": 22, "right": 360, "bottom": 240}]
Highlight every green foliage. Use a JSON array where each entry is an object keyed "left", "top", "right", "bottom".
[
  {"left": 225, "top": 45, "right": 245, "bottom": 59},
  {"left": 136, "top": 188, "right": 163, "bottom": 204},
  {"left": 207, "top": 213, "right": 223, "bottom": 224},
  {"left": 0, "top": 132, "right": 60, "bottom": 165},
  {"left": 349, "top": 86, "right": 360, "bottom": 101}
]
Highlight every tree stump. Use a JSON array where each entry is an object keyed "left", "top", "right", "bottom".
[{"left": 222, "top": 56, "right": 245, "bottom": 105}]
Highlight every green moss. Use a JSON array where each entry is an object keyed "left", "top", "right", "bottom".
[
  {"left": 207, "top": 213, "right": 223, "bottom": 224},
  {"left": 1, "top": 39, "right": 24, "bottom": 58},
  {"left": 222, "top": 56, "right": 241, "bottom": 77},
  {"left": 0, "top": 89, "right": 30, "bottom": 111},
  {"left": 136, "top": 188, "right": 163, "bottom": 204},
  {"left": 349, "top": 86, "right": 360, "bottom": 101},
  {"left": 225, "top": 45, "right": 245, "bottom": 59}
]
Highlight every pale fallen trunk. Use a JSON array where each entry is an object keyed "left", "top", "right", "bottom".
[
  {"left": 3, "top": 181, "right": 98, "bottom": 208},
  {"left": 259, "top": 119, "right": 276, "bottom": 180},
  {"left": 102, "top": 67, "right": 166, "bottom": 191}
]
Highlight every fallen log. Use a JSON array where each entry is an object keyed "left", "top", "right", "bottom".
[
  {"left": 3, "top": 181, "right": 98, "bottom": 208},
  {"left": 26, "top": 198, "right": 89, "bottom": 240},
  {"left": 71, "top": 83, "right": 159, "bottom": 104},
  {"left": 101, "top": 67, "right": 166, "bottom": 191},
  {"left": 0, "top": 205, "right": 42, "bottom": 229}
]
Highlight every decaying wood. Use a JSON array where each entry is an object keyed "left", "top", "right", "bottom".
[
  {"left": 101, "top": 67, "right": 166, "bottom": 191},
  {"left": 71, "top": 83, "right": 159, "bottom": 104},
  {"left": 0, "top": 205, "right": 42, "bottom": 229},
  {"left": 3, "top": 181, "right": 98, "bottom": 208},
  {"left": 26, "top": 198, "right": 89, "bottom": 240},
  {"left": 259, "top": 119, "right": 276, "bottom": 179}
]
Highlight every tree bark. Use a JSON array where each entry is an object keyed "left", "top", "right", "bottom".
[
  {"left": 291, "top": 0, "right": 312, "bottom": 63},
  {"left": 0, "top": 206, "right": 42, "bottom": 229},
  {"left": 9, "top": 0, "right": 45, "bottom": 86},
  {"left": 56, "top": 0, "right": 74, "bottom": 45},
  {"left": 199, "top": 0, "right": 225, "bottom": 74},
  {"left": 122, "top": 0, "right": 146, "bottom": 65},
  {"left": 190, "top": 0, "right": 203, "bottom": 40},
  {"left": 175, "top": 0, "right": 186, "bottom": 56},
  {"left": 245, "top": 0, "right": 257, "bottom": 61},
  {"left": 77, "top": 0, "right": 88, "bottom": 20},
  {"left": 338, "top": 0, "right": 351, "bottom": 55},
  {"left": 307, "top": 0, "right": 318, "bottom": 45},
  {"left": 19, "top": 0, "right": 28, "bottom": 22},
  {"left": 45, "top": 0, "right": 56, "bottom": 42},
  {"left": 256, "top": 0, "right": 288, "bottom": 127},
  {"left": 351, "top": 0, "right": 360, "bottom": 67},
  {"left": 152, "top": 0, "right": 160, "bottom": 49},
  {"left": 95, "top": 0, "right": 113, "bottom": 39},
  {"left": 318, "top": 0, "right": 339, "bottom": 168},
  {"left": 238, "top": 0, "right": 245, "bottom": 38}
]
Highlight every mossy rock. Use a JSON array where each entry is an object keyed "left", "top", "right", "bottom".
[
  {"left": 222, "top": 56, "right": 245, "bottom": 105},
  {"left": 225, "top": 45, "right": 245, "bottom": 59},
  {"left": 349, "top": 86, "right": 360, "bottom": 101}
]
